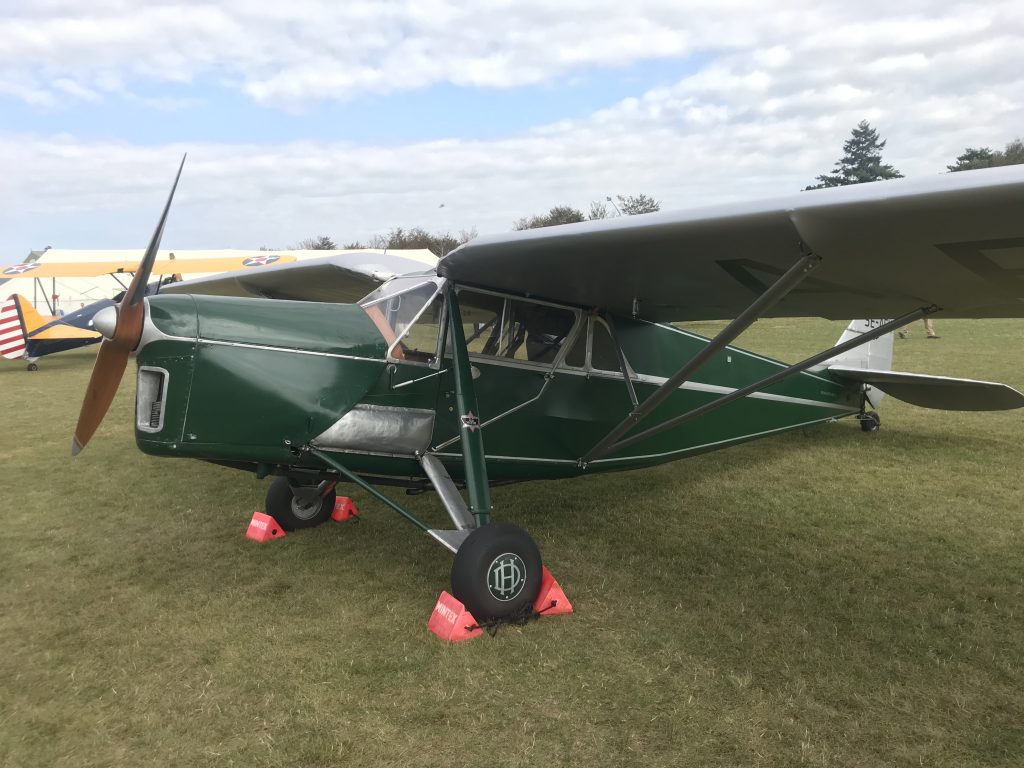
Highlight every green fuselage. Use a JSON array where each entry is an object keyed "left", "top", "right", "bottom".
[{"left": 134, "top": 289, "right": 862, "bottom": 485}]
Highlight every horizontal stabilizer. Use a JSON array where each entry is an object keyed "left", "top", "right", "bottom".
[
  {"left": 828, "top": 365, "right": 1024, "bottom": 411},
  {"left": 28, "top": 323, "right": 100, "bottom": 341}
]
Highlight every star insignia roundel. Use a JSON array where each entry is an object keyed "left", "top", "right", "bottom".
[
  {"left": 242, "top": 255, "right": 281, "bottom": 267},
  {"left": 3, "top": 263, "right": 40, "bottom": 275}
]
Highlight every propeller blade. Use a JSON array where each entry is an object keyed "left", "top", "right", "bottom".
[
  {"left": 71, "top": 340, "right": 129, "bottom": 455},
  {"left": 123, "top": 153, "right": 187, "bottom": 308},
  {"left": 71, "top": 156, "right": 186, "bottom": 456}
]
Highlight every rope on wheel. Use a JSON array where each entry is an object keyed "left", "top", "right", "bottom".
[{"left": 466, "top": 599, "right": 561, "bottom": 637}]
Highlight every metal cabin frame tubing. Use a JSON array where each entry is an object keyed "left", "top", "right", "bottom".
[
  {"left": 609, "top": 307, "right": 934, "bottom": 454},
  {"left": 430, "top": 305, "right": 586, "bottom": 453},
  {"left": 603, "top": 314, "right": 639, "bottom": 408},
  {"left": 580, "top": 251, "right": 822, "bottom": 464},
  {"left": 445, "top": 286, "right": 493, "bottom": 526}
]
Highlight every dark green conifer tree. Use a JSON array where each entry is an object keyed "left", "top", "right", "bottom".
[{"left": 806, "top": 121, "right": 903, "bottom": 189}]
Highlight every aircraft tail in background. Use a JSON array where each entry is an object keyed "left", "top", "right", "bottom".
[
  {"left": 827, "top": 319, "right": 894, "bottom": 373},
  {"left": 3, "top": 293, "right": 104, "bottom": 369},
  {"left": 1, "top": 294, "right": 31, "bottom": 359}
]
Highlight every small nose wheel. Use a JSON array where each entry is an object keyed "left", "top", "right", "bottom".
[
  {"left": 859, "top": 411, "right": 881, "bottom": 432},
  {"left": 451, "top": 523, "right": 542, "bottom": 620}
]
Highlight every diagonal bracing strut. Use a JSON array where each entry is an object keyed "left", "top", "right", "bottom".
[
  {"left": 603, "top": 308, "right": 934, "bottom": 456},
  {"left": 580, "top": 250, "right": 822, "bottom": 465}
]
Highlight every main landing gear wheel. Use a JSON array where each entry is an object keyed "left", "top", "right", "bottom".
[
  {"left": 265, "top": 476, "right": 337, "bottom": 531},
  {"left": 860, "top": 411, "right": 881, "bottom": 433},
  {"left": 27, "top": 362, "right": 38, "bottom": 372},
  {"left": 451, "top": 523, "right": 542, "bottom": 621}
]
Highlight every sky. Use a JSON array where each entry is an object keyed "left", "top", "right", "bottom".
[{"left": 1, "top": 0, "right": 1022, "bottom": 257}]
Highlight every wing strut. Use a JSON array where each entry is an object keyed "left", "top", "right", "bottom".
[
  {"left": 580, "top": 251, "right": 822, "bottom": 465},
  {"left": 34, "top": 278, "right": 54, "bottom": 316}
]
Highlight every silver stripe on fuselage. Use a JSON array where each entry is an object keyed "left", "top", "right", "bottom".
[
  {"left": 469, "top": 354, "right": 854, "bottom": 412},
  {"left": 140, "top": 300, "right": 851, "bottom": 413},
  {"left": 629, "top": 371, "right": 854, "bottom": 411}
]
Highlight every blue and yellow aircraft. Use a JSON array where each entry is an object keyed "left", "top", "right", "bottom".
[{"left": 2, "top": 255, "right": 296, "bottom": 370}]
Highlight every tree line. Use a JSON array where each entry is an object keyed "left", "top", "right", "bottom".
[
  {"left": 294, "top": 193, "right": 662, "bottom": 256},
  {"left": 292, "top": 126, "right": 1022, "bottom": 254},
  {"left": 292, "top": 227, "right": 477, "bottom": 257}
]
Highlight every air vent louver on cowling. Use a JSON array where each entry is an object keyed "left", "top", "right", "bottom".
[{"left": 136, "top": 367, "right": 169, "bottom": 433}]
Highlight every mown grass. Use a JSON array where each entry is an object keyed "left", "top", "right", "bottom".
[{"left": 1, "top": 318, "right": 1023, "bottom": 767}]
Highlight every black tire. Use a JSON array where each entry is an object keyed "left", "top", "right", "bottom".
[
  {"left": 860, "top": 411, "right": 881, "bottom": 432},
  {"left": 27, "top": 362, "right": 38, "bottom": 372},
  {"left": 451, "top": 523, "right": 542, "bottom": 620},
  {"left": 264, "top": 476, "right": 336, "bottom": 531}
]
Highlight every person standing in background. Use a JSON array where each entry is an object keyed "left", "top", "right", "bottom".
[{"left": 898, "top": 319, "right": 939, "bottom": 339}]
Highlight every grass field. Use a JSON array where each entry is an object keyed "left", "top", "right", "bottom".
[{"left": 2, "top": 318, "right": 1023, "bottom": 767}]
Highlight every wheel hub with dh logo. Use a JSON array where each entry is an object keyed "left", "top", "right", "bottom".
[{"left": 487, "top": 552, "right": 526, "bottom": 601}]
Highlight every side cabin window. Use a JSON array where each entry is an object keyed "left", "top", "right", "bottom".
[
  {"left": 590, "top": 319, "right": 622, "bottom": 372},
  {"left": 561, "top": 315, "right": 633, "bottom": 378},
  {"left": 564, "top": 321, "right": 587, "bottom": 367},
  {"left": 455, "top": 290, "right": 580, "bottom": 366},
  {"left": 359, "top": 277, "right": 444, "bottom": 365}
]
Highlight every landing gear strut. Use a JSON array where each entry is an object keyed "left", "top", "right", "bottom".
[{"left": 309, "top": 448, "right": 546, "bottom": 621}]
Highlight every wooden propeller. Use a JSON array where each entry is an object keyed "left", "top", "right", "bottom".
[{"left": 71, "top": 156, "right": 186, "bottom": 456}]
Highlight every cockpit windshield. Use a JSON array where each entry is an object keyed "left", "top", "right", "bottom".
[{"left": 359, "top": 276, "right": 445, "bottom": 364}]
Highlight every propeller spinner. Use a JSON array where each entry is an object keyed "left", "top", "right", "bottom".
[{"left": 71, "top": 155, "right": 187, "bottom": 456}]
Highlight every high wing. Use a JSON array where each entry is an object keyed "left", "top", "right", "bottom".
[
  {"left": 0, "top": 255, "right": 297, "bottom": 279},
  {"left": 439, "top": 166, "right": 1024, "bottom": 321},
  {"left": 162, "top": 251, "right": 437, "bottom": 303}
]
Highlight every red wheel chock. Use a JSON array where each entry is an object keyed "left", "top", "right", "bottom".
[
  {"left": 245, "top": 511, "right": 286, "bottom": 542},
  {"left": 428, "top": 592, "right": 483, "bottom": 643},
  {"left": 428, "top": 567, "right": 573, "bottom": 642},
  {"left": 533, "top": 566, "right": 573, "bottom": 615},
  {"left": 331, "top": 496, "right": 360, "bottom": 522}
]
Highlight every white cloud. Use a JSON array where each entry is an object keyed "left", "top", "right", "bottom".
[
  {"left": 1, "top": 0, "right": 958, "bottom": 108},
  {"left": 1, "top": 1, "right": 1023, "bottom": 254}
]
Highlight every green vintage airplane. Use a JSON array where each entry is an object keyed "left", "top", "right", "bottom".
[{"left": 73, "top": 158, "right": 1024, "bottom": 621}]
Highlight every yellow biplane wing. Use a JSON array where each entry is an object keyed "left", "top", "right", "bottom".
[{"left": 0, "top": 254, "right": 297, "bottom": 279}]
